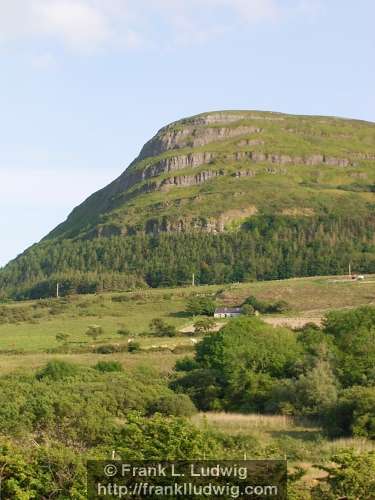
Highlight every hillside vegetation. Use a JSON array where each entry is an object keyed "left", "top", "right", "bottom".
[
  {"left": 0, "top": 110, "right": 374, "bottom": 298},
  {"left": 0, "top": 276, "right": 374, "bottom": 497}
]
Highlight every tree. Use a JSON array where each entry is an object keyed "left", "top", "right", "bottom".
[
  {"left": 193, "top": 317, "right": 216, "bottom": 334},
  {"left": 323, "top": 386, "right": 375, "bottom": 439},
  {"left": 323, "top": 307, "right": 375, "bottom": 386},
  {"left": 241, "top": 304, "right": 256, "bottom": 316},
  {"left": 174, "top": 317, "right": 302, "bottom": 412},
  {"left": 294, "top": 357, "right": 338, "bottom": 418},
  {"left": 149, "top": 318, "right": 177, "bottom": 337},
  {"left": 186, "top": 296, "right": 216, "bottom": 316}
]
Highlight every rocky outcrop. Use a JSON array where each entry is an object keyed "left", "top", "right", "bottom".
[
  {"left": 144, "top": 216, "right": 224, "bottom": 234},
  {"left": 144, "top": 152, "right": 215, "bottom": 177},
  {"left": 111, "top": 151, "right": 355, "bottom": 198},
  {"left": 141, "top": 151, "right": 353, "bottom": 180},
  {"left": 233, "top": 169, "right": 256, "bottom": 177},
  {"left": 352, "top": 153, "right": 375, "bottom": 161},
  {"left": 159, "top": 170, "right": 223, "bottom": 190},
  {"left": 139, "top": 124, "right": 263, "bottom": 159},
  {"left": 237, "top": 139, "right": 265, "bottom": 147},
  {"left": 102, "top": 148, "right": 357, "bottom": 206}
]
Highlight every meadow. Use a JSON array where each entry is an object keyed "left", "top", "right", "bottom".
[{"left": 0, "top": 274, "right": 373, "bottom": 357}]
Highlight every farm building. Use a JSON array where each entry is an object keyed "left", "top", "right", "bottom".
[{"left": 214, "top": 307, "right": 242, "bottom": 318}]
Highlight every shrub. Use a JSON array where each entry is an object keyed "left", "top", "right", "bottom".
[
  {"left": 55, "top": 333, "right": 70, "bottom": 344},
  {"left": 86, "top": 325, "right": 104, "bottom": 341},
  {"left": 149, "top": 318, "right": 177, "bottom": 337},
  {"left": 128, "top": 341, "right": 141, "bottom": 353},
  {"left": 148, "top": 394, "right": 196, "bottom": 417},
  {"left": 94, "top": 361, "right": 123, "bottom": 373},
  {"left": 36, "top": 360, "right": 79, "bottom": 381},
  {"left": 241, "top": 304, "right": 256, "bottom": 316},
  {"left": 95, "top": 344, "right": 119, "bottom": 354},
  {"left": 108, "top": 412, "right": 221, "bottom": 460},
  {"left": 117, "top": 325, "right": 131, "bottom": 337},
  {"left": 171, "top": 368, "right": 223, "bottom": 411},
  {"left": 175, "top": 357, "right": 200, "bottom": 372},
  {"left": 311, "top": 451, "right": 375, "bottom": 499},
  {"left": 193, "top": 317, "right": 216, "bottom": 334},
  {"left": 243, "top": 295, "right": 290, "bottom": 314},
  {"left": 111, "top": 295, "right": 131, "bottom": 302}
]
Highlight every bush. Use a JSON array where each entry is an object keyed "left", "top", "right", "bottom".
[
  {"left": 243, "top": 295, "right": 290, "bottom": 314},
  {"left": 241, "top": 304, "right": 256, "bottom": 316},
  {"left": 149, "top": 318, "right": 177, "bottom": 337},
  {"left": 171, "top": 368, "right": 222, "bottom": 411},
  {"left": 311, "top": 451, "right": 375, "bottom": 499},
  {"left": 128, "top": 341, "right": 141, "bottom": 353},
  {"left": 148, "top": 394, "right": 196, "bottom": 417},
  {"left": 86, "top": 325, "right": 104, "bottom": 341},
  {"left": 175, "top": 357, "right": 200, "bottom": 372},
  {"left": 36, "top": 360, "right": 79, "bottom": 381},
  {"left": 55, "top": 333, "right": 70, "bottom": 344},
  {"left": 95, "top": 344, "right": 120, "bottom": 354},
  {"left": 193, "top": 317, "right": 216, "bottom": 334},
  {"left": 272, "top": 300, "right": 290, "bottom": 313},
  {"left": 111, "top": 295, "right": 131, "bottom": 302},
  {"left": 117, "top": 325, "right": 131, "bottom": 337},
  {"left": 94, "top": 361, "right": 123, "bottom": 373}
]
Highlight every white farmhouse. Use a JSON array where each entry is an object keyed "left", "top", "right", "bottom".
[{"left": 214, "top": 307, "right": 242, "bottom": 318}]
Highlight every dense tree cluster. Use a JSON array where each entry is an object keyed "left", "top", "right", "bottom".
[
  {"left": 173, "top": 307, "right": 375, "bottom": 440},
  {"left": 1, "top": 214, "right": 374, "bottom": 299}
]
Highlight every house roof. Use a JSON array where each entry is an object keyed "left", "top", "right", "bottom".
[{"left": 215, "top": 307, "right": 242, "bottom": 314}]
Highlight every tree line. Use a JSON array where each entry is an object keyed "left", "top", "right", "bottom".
[{"left": 1, "top": 214, "right": 374, "bottom": 299}]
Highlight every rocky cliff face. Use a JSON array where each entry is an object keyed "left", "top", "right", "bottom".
[{"left": 45, "top": 110, "right": 375, "bottom": 240}]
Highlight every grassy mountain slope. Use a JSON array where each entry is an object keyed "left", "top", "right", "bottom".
[
  {"left": 1, "top": 110, "right": 374, "bottom": 298},
  {"left": 47, "top": 110, "right": 375, "bottom": 239}
]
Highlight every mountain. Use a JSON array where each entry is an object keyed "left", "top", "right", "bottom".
[{"left": 1, "top": 110, "right": 375, "bottom": 298}]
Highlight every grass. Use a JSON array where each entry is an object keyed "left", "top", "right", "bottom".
[
  {"left": 192, "top": 411, "right": 375, "bottom": 485},
  {"left": 192, "top": 412, "right": 295, "bottom": 433},
  {"left": 0, "top": 350, "right": 184, "bottom": 376}
]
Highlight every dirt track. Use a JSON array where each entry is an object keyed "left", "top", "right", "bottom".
[{"left": 262, "top": 316, "right": 322, "bottom": 329}]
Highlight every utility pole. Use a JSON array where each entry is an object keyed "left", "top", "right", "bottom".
[
  {"left": 192, "top": 273, "right": 195, "bottom": 287},
  {"left": 56, "top": 282, "right": 59, "bottom": 298},
  {"left": 349, "top": 263, "right": 351, "bottom": 278}
]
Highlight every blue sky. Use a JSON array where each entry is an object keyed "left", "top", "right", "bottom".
[{"left": 0, "top": 0, "right": 374, "bottom": 266}]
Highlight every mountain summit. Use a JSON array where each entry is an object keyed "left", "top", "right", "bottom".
[
  {"left": 1, "top": 110, "right": 374, "bottom": 298},
  {"left": 47, "top": 110, "right": 375, "bottom": 240}
]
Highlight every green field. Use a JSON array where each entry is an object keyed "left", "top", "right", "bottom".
[{"left": 0, "top": 273, "right": 373, "bottom": 360}]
